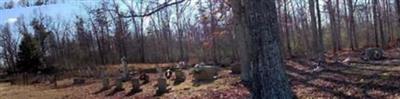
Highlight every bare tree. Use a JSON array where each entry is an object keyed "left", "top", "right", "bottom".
[{"left": 235, "top": 0, "right": 293, "bottom": 98}]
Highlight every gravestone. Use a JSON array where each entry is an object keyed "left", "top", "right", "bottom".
[
  {"left": 192, "top": 65, "right": 219, "bottom": 82},
  {"left": 174, "top": 69, "right": 186, "bottom": 84},
  {"left": 120, "top": 57, "right": 129, "bottom": 82},
  {"left": 165, "top": 69, "right": 173, "bottom": 79},
  {"left": 361, "top": 48, "right": 384, "bottom": 61},
  {"left": 178, "top": 61, "right": 187, "bottom": 69},
  {"left": 155, "top": 77, "right": 168, "bottom": 96},
  {"left": 194, "top": 62, "right": 206, "bottom": 68}
]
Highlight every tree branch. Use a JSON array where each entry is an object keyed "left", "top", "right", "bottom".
[{"left": 120, "top": 0, "right": 186, "bottom": 18}]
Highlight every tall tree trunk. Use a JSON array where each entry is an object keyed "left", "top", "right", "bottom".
[
  {"left": 328, "top": 0, "right": 339, "bottom": 61},
  {"left": 316, "top": 0, "right": 324, "bottom": 54},
  {"left": 396, "top": 0, "right": 400, "bottom": 37},
  {"left": 373, "top": 0, "right": 380, "bottom": 47},
  {"left": 348, "top": 0, "right": 358, "bottom": 50},
  {"left": 336, "top": 0, "right": 342, "bottom": 50},
  {"left": 239, "top": 0, "right": 294, "bottom": 98},
  {"left": 309, "top": 0, "right": 319, "bottom": 56},
  {"left": 232, "top": 0, "right": 251, "bottom": 85},
  {"left": 377, "top": 0, "right": 386, "bottom": 47},
  {"left": 284, "top": 0, "right": 292, "bottom": 57}
]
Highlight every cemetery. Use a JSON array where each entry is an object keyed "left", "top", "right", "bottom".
[
  {"left": 1, "top": 0, "right": 400, "bottom": 98},
  {"left": 1, "top": 48, "right": 400, "bottom": 98}
]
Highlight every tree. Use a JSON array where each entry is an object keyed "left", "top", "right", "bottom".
[
  {"left": 231, "top": 0, "right": 251, "bottom": 86},
  {"left": 0, "top": 24, "right": 18, "bottom": 71},
  {"left": 309, "top": 0, "right": 324, "bottom": 60},
  {"left": 235, "top": 0, "right": 293, "bottom": 98},
  {"left": 16, "top": 33, "right": 41, "bottom": 73},
  {"left": 327, "top": 0, "right": 340, "bottom": 61},
  {"left": 347, "top": 0, "right": 358, "bottom": 50}
]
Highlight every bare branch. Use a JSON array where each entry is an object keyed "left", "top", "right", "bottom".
[{"left": 119, "top": 0, "right": 186, "bottom": 18}]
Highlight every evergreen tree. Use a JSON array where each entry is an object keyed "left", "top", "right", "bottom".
[{"left": 15, "top": 33, "right": 41, "bottom": 73}]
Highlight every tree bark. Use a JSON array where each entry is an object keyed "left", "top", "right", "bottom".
[
  {"left": 396, "top": 0, "right": 400, "bottom": 40},
  {"left": 327, "top": 0, "right": 339, "bottom": 61},
  {"left": 239, "top": 0, "right": 294, "bottom": 98},
  {"left": 347, "top": 0, "right": 358, "bottom": 50},
  {"left": 231, "top": 0, "right": 251, "bottom": 85}
]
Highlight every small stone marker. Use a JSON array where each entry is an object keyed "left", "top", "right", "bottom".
[
  {"left": 362, "top": 48, "right": 384, "bottom": 61},
  {"left": 120, "top": 57, "right": 130, "bottom": 82},
  {"left": 178, "top": 61, "right": 187, "bottom": 69},
  {"left": 165, "top": 69, "right": 172, "bottom": 79},
  {"left": 174, "top": 69, "right": 186, "bottom": 84},
  {"left": 192, "top": 66, "right": 219, "bottom": 82},
  {"left": 155, "top": 77, "right": 168, "bottom": 96}
]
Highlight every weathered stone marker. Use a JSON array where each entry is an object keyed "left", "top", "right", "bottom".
[
  {"left": 120, "top": 57, "right": 129, "bottom": 82},
  {"left": 174, "top": 69, "right": 186, "bottom": 84},
  {"left": 361, "top": 48, "right": 384, "bottom": 61},
  {"left": 155, "top": 77, "right": 168, "bottom": 96},
  {"left": 178, "top": 61, "right": 187, "bottom": 69},
  {"left": 154, "top": 66, "right": 169, "bottom": 96},
  {"left": 165, "top": 69, "right": 172, "bottom": 79},
  {"left": 192, "top": 65, "right": 219, "bottom": 82}
]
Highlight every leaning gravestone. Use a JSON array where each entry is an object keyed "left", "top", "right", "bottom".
[
  {"left": 174, "top": 69, "right": 186, "bottom": 85},
  {"left": 361, "top": 48, "right": 384, "bottom": 61},
  {"left": 155, "top": 77, "right": 168, "bottom": 96},
  {"left": 192, "top": 65, "right": 219, "bottom": 82},
  {"left": 155, "top": 66, "right": 168, "bottom": 96}
]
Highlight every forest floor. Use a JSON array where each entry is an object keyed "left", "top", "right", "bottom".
[{"left": 1, "top": 49, "right": 400, "bottom": 99}]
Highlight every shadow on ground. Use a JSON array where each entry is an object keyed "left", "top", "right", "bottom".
[{"left": 286, "top": 58, "right": 400, "bottom": 98}]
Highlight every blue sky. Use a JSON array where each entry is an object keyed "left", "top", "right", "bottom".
[
  {"left": 0, "top": 0, "right": 199, "bottom": 31},
  {"left": 0, "top": 0, "right": 99, "bottom": 25}
]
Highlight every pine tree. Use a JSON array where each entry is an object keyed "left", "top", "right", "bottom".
[{"left": 16, "top": 33, "right": 41, "bottom": 73}]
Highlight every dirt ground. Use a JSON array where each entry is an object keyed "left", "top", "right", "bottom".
[
  {"left": 0, "top": 68, "right": 249, "bottom": 99},
  {"left": 1, "top": 49, "right": 400, "bottom": 99}
]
